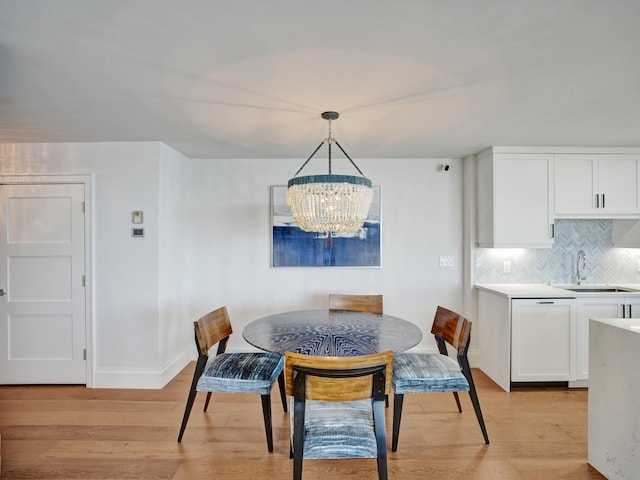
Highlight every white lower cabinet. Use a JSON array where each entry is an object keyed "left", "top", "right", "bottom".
[
  {"left": 478, "top": 288, "right": 640, "bottom": 391},
  {"left": 575, "top": 297, "right": 640, "bottom": 381},
  {"left": 511, "top": 299, "right": 576, "bottom": 383}
]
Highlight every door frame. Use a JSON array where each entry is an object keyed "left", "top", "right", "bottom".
[{"left": 0, "top": 174, "right": 94, "bottom": 386}]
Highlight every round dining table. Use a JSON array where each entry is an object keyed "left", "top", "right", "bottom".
[{"left": 242, "top": 309, "right": 423, "bottom": 356}]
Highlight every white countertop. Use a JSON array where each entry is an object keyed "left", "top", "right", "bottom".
[
  {"left": 475, "top": 283, "right": 640, "bottom": 298},
  {"left": 590, "top": 317, "right": 640, "bottom": 334}
]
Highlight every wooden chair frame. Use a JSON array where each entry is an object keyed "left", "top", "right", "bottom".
[
  {"left": 329, "top": 294, "right": 383, "bottom": 314},
  {"left": 177, "top": 306, "right": 287, "bottom": 451},
  {"left": 286, "top": 351, "right": 393, "bottom": 480},
  {"left": 392, "top": 306, "right": 489, "bottom": 451}
]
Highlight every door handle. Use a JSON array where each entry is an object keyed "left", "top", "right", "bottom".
[{"left": 0, "top": 288, "right": 5, "bottom": 297}]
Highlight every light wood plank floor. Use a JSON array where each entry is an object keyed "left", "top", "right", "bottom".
[{"left": 0, "top": 365, "right": 605, "bottom": 479}]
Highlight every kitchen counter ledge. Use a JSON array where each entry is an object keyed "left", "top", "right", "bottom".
[{"left": 475, "top": 283, "right": 640, "bottom": 298}]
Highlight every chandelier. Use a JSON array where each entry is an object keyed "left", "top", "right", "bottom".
[{"left": 286, "top": 111, "right": 373, "bottom": 234}]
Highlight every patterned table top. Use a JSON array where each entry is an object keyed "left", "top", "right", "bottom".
[{"left": 242, "top": 309, "right": 423, "bottom": 356}]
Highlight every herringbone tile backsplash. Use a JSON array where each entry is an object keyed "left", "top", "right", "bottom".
[{"left": 475, "top": 219, "right": 640, "bottom": 284}]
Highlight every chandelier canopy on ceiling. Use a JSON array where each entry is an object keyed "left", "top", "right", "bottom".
[{"left": 286, "top": 111, "right": 373, "bottom": 234}]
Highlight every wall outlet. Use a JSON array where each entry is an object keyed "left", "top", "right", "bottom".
[
  {"left": 439, "top": 255, "right": 455, "bottom": 267},
  {"left": 503, "top": 260, "right": 511, "bottom": 273}
]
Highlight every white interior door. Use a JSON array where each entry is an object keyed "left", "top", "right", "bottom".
[{"left": 0, "top": 183, "right": 87, "bottom": 384}]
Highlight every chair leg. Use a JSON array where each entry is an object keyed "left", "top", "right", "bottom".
[
  {"left": 260, "top": 394, "right": 274, "bottom": 452},
  {"left": 292, "top": 399, "right": 305, "bottom": 480},
  {"left": 203, "top": 392, "right": 212, "bottom": 412},
  {"left": 177, "top": 355, "right": 207, "bottom": 442},
  {"left": 467, "top": 384, "right": 490, "bottom": 444},
  {"left": 452, "top": 391, "right": 463, "bottom": 412},
  {"left": 277, "top": 371, "right": 288, "bottom": 412},
  {"left": 460, "top": 359, "right": 490, "bottom": 444},
  {"left": 391, "top": 393, "right": 404, "bottom": 452},
  {"left": 372, "top": 398, "right": 388, "bottom": 480}
]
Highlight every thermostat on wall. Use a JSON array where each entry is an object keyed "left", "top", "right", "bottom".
[
  {"left": 132, "top": 228, "right": 145, "bottom": 238},
  {"left": 132, "top": 211, "right": 144, "bottom": 224}
]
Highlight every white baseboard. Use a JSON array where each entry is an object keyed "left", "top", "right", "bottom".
[
  {"left": 93, "top": 348, "right": 193, "bottom": 389},
  {"left": 569, "top": 379, "right": 589, "bottom": 388}
]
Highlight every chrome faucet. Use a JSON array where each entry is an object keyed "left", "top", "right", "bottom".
[{"left": 575, "top": 250, "right": 586, "bottom": 285}]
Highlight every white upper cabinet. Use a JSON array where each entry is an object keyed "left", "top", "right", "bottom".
[
  {"left": 477, "top": 149, "right": 554, "bottom": 248},
  {"left": 554, "top": 154, "right": 640, "bottom": 217}
]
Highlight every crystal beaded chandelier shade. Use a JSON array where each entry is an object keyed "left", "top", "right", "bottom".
[{"left": 286, "top": 112, "right": 373, "bottom": 233}]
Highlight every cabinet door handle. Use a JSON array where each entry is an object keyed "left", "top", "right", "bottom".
[
  {"left": 602, "top": 194, "right": 605, "bottom": 208},
  {"left": 549, "top": 223, "right": 555, "bottom": 239},
  {"left": 622, "top": 304, "right": 631, "bottom": 318},
  {"left": 595, "top": 194, "right": 599, "bottom": 208},
  {"left": 536, "top": 301, "right": 555, "bottom": 304}
]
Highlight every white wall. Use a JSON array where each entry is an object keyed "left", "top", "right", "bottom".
[
  {"left": 0, "top": 142, "right": 191, "bottom": 388},
  {"left": 0, "top": 142, "right": 468, "bottom": 388},
  {"left": 158, "top": 145, "right": 192, "bottom": 385},
  {"left": 184, "top": 157, "right": 466, "bottom": 353}
]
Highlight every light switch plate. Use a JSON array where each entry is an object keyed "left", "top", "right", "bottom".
[{"left": 439, "top": 255, "right": 454, "bottom": 267}]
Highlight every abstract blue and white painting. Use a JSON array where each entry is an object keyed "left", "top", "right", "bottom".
[{"left": 271, "top": 185, "right": 381, "bottom": 267}]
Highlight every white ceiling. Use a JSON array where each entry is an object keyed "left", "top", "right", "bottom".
[{"left": 1, "top": 0, "right": 639, "bottom": 161}]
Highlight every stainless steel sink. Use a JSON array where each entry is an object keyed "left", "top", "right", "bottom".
[{"left": 562, "top": 287, "right": 636, "bottom": 293}]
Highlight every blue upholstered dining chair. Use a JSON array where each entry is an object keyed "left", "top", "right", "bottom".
[
  {"left": 391, "top": 305, "right": 490, "bottom": 451},
  {"left": 177, "top": 306, "right": 287, "bottom": 451},
  {"left": 285, "top": 350, "right": 394, "bottom": 480}
]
